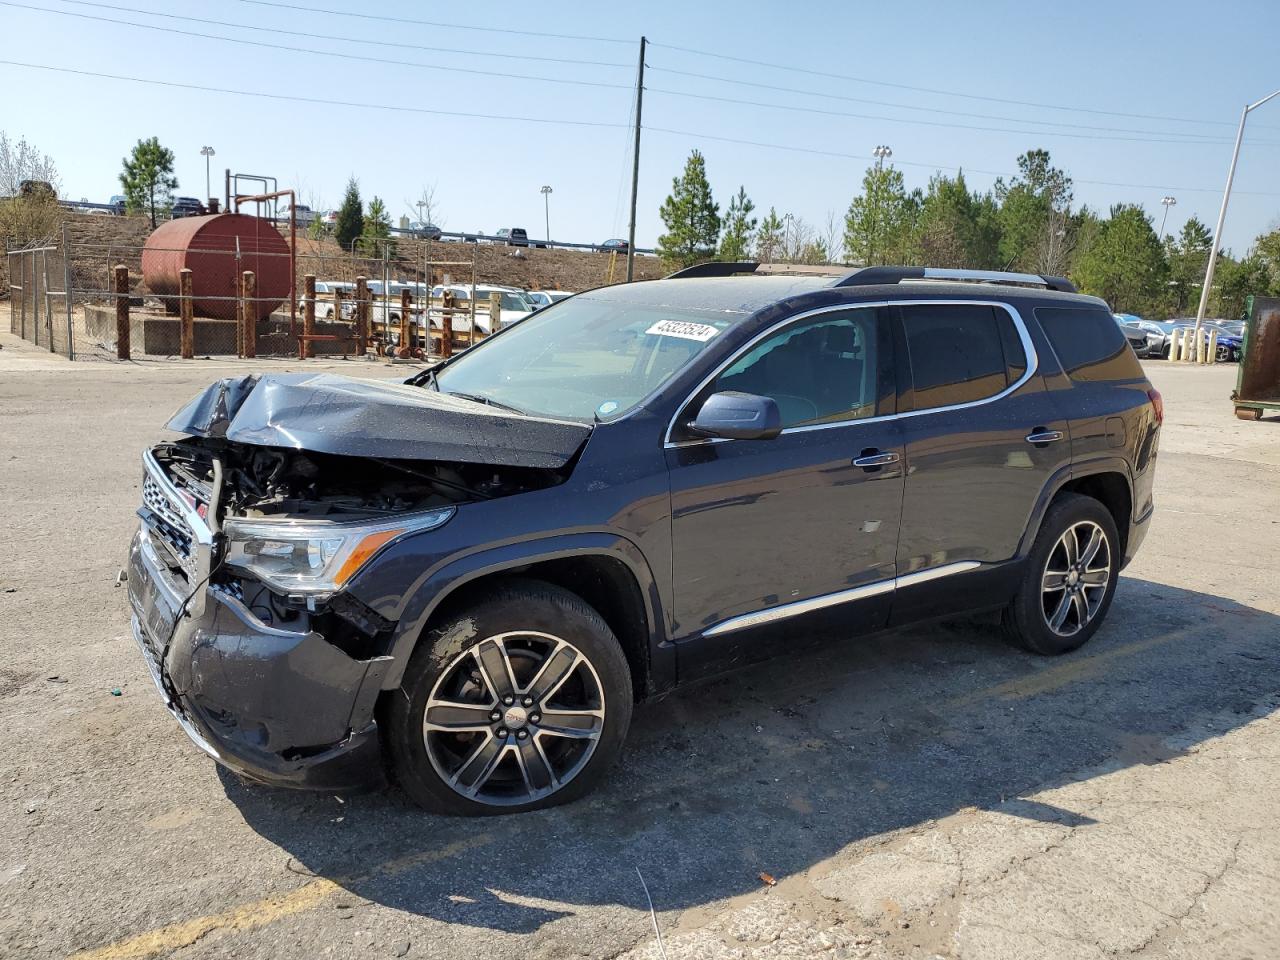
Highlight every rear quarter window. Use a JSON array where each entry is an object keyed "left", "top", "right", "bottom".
[
  {"left": 899, "top": 304, "right": 1026, "bottom": 409},
  {"left": 1035, "top": 307, "right": 1145, "bottom": 382}
]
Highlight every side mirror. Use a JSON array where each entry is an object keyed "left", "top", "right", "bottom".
[{"left": 688, "top": 391, "right": 782, "bottom": 441}]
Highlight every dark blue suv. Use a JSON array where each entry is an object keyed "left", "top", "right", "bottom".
[{"left": 127, "top": 264, "right": 1162, "bottom": 814}]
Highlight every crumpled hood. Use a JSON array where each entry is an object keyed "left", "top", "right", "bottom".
[{"left": 167, "top": 373, "right": 592, "bottom": 468}]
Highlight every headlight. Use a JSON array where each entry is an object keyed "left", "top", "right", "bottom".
[{"left": 223, "top": 506, "right": 455, "bottom": 595}]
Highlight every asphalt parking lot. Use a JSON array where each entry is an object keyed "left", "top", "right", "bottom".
[{"left": 1, "top": 332, "right": 1278, "bottom": 960}]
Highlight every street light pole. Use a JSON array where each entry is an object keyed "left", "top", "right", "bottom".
[
  {"left": 200, "top": 146, "right": 215, "bottom": 205},
  {"left": 871, "top": 145, "right": 892, "bottom": 266},
  {"left": 1159, "top": 195, "right": 1176, "bottom": 239},
  {"left": 1194, "top": 88, "right": 1280, "bottom": 349},
  {"left": 541, "top": 185, "right": 553, "bottom": 246}
]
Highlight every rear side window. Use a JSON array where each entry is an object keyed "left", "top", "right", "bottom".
[
  {"left": 1035, "top": 307, "right": 1145, "bottom": 382},
  {"left": 900, "top": 304, "right": 1026, "bottom": 409}
]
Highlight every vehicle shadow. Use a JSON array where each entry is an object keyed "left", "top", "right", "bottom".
[{"left": 224, "top": 576, "right": 1280, "bottom": 933}]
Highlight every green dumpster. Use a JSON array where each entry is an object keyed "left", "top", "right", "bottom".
[{"left": 1232, "top": 295, "right": 1280, "bottom": 420}]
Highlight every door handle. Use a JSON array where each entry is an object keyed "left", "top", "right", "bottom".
[
  {"left": 852, "top": 450, "right": 901, "bottom": 469},
  {"left": 1025, "top": 429, "right": 1064, "bottom": 445}
]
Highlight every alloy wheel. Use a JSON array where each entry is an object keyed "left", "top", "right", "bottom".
[
  {"left": 1041, "top": 520, "right": 1111, "bottom": 637},
  {"left": 422, "top": 631, "right": 606, "bottom": 806}
]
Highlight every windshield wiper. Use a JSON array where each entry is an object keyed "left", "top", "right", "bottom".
[{"left": 444, "top": 391, "right": 525, "bottom": 415}]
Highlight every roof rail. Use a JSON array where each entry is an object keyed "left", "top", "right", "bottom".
[
  {"left": 665, "top": 261, "right": 760, "bottom": 279},
  {"left": 834, "top": 266, "right": 1077, "bottom": 293}
]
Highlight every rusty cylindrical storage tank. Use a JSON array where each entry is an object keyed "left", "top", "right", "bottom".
[{"left": 142, "top": 213, "right": 290, "bottom": 321}]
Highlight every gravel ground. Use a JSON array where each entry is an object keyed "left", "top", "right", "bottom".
[{"left": 1, "top": 331, "right": 1277, "bottom": 960}]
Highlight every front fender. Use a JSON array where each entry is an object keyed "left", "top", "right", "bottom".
[{"left": 371, "top": 531, "right": 670, "bottom": 692}]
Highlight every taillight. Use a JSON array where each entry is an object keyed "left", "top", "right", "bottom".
[{"left": 1147, "top": 388, "right": 1164, "bottom": 425}]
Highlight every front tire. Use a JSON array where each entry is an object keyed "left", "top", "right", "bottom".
[
  {"left": 385, "top": 580, "right": 632, "bottom": 815},
  {"left": 1002, "top": 493, "right": 1120, "bottom": 655}
]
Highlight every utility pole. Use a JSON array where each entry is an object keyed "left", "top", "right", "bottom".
[
  {"left": 1194, "top": 88, "right": 1280, "bottom": 348},
  {"left": 626, "top": 36, "right": 646, "bottom": 283}
]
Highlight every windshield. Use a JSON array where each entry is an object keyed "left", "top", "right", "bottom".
[
  {"left": 500, "top": 293, "right": 535, "bottom": 312},
  {"left": 432, "top": 295, "right": 740, "bottom": 421}
]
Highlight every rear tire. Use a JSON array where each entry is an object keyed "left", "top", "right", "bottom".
[
  {"left": 1002, "top": 493, "right": 1120, "bottom": 656},
  {"left": 385, "top": 580, "right": 632, "bottom": 815}
]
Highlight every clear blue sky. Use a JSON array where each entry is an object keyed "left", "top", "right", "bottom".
[{"left": 3, "top": 0, "right": 1278, "bottom": 254}]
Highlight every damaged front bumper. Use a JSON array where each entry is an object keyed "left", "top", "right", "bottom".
[{"left": 127, "top": 519, "right": 391, "bottom": 792}]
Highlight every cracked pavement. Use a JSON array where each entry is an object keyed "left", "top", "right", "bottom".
[{"left": 1, "top": 335, "right": 1278, "bottom": 960}]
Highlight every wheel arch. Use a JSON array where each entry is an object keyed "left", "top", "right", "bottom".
[
  {"left": 1019, "top": 458, "right": 1134, "bottom": 561},
  {"left": 380, "top": 534, "right": 671, "bottom": 702}
]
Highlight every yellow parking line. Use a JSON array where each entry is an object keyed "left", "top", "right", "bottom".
[
  {"left": 71, "top": 834, "right": 493, "bottom": 960},
  {"left": 945, "top": 628, "right": 1191, "bottom": 708}
]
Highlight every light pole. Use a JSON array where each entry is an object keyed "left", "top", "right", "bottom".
[
  {"left": 415, "top": 200, "right": 425, "bottom": 227},
  {"left": 871, "top": 145, "right": 892, "bottom": 265},
  {"left": 199, "top": 146, "right": 215, "bottom": 204},
  {"left": 1158, "top": 196, "right": 1177, "bottom": 239},
  {"left": 1194, "top": 88, "right": 1280, "bottom": 347},
  {"left": 540, "top": 185, "right": 552, "bottom": 246}
]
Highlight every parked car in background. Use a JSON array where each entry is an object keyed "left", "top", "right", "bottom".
[
  {"left": 406, "top": 221, "right": 443, "bottom": 241},
  {"left": 428, "top": 283, "right": 538, "bottom": 333},
  {"left": 282, "top": 205, "right": 316, "bottom": 226},
  {"left": 126, "top": 264, "right": 1160, "bottom": 813},
  {"left": 302, "top": 281, "right": 356, "bottom": 320},
  {"left": 526, "top": 290, "right": 575, "bottom": 309},
  {"left": 170, "top": 197, "right": 205, "bottom": 219},
  {"left": 369, "top": 281, "right": 431, "bottom": 329},
  {"left": 494, "top": 228, "right": 530, "bottom": 247},
  {"left": 599, "top": 238, "right": 629, "bottom": 254},
  {"left": 1114, "top": 314, "right": 1150, "bottom": 355},
  {"left": 108, "top": 195, "right": 127, "bottom": 215}
]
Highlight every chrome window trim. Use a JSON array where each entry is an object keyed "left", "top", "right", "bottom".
[
  {"left": 702, "top": 560, "right": 980, "bottom": 637},
  {"left": 663, "top": 299, "right": 1040, "bottom": 449}
]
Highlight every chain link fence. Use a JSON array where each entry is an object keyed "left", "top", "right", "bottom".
[{"left": 5, "top": 217, "right": 556, "bottom": 360}]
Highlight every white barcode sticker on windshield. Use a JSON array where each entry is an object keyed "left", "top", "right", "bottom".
[{"left": 645, "top": 319, "right": 720, "bottom": 342}]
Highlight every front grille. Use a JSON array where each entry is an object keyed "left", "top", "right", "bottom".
[{"left": 140, "top": 451, "right": 213, "bottom": 592}]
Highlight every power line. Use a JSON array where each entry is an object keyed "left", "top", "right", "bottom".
[
  {"left": 646, "top": 87, "right": 1275, "bottom": 147},
  {"left": 50, "top": 0, "right": 632, "bottom": 68},
  {"left": 0, "top": 2, "right": 632, "bottom": 90},
  {"left": 0, "top": 60, "right": 630, "bottom": 129},
  {"left": 648, "top": 41, "right": 1279, "bottom": 131},
  {"left": 646, "top": 73, "right": 1255, "bottom": 141},
  {"left": 228, "top": 0, "right": 632, "bottom": 44},
  {"left": 644, "top": 126, "right": 1280, "bottom": 198}
]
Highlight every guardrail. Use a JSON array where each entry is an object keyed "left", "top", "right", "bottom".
[{"left": 55, "top": 202, "right": 656, "bottom": 254}]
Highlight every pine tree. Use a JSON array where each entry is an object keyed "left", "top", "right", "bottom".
[
  {"left": 1074, "top": 204, "right": 1168, "bottom": 314},
  {"left": 755, "top": 207, "right": 784, "bottom": 262},
  {"left": 843, "top": 164, "right": 916, "bottom": 266},
  {"left": 359, "top": 195, "right": 394, "bottom": 257},
  {"left": 119, "top": 137, "right": 177, "bottom": 228},
  {"left": 718, "top": 186, "right": 757, "bottom": 261},
  {"left": 334, "top": 177, "right": 364, "bottom": 251},
  {"left": 657, "top": 150, "right": 721, "bottom": 268}
]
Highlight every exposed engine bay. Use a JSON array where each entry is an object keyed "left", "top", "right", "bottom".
[{"left": 157, "top": 437, "right": 567, "bottom": 522}]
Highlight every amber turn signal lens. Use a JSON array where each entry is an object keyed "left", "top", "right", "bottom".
[{"left": 334, "top": 529, "right": 404, "bottom": 586}]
